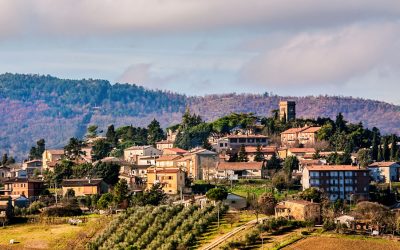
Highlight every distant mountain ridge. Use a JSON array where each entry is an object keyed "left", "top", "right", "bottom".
[{"left": 0, "top": 73, "right": 399, "bottom": 160}]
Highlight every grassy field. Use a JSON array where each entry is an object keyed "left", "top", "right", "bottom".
[
  {"left": 227, "top": 179, "right": 301, "bottom": 200},
  {"left": 283, "top": 234, "right": 400, "bottom": 250},
  {"left": 0, "top": 215, "right": 111, "bottom": 250},
  {"left": 195, "top": 210, "right": 259, "bottom": 248}
]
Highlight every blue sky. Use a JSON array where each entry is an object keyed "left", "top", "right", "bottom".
[{"left": 0, "top": 0, "right": 399, "bottom": 104}]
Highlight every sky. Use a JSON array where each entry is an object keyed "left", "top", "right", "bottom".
[{"left": 0, "top": 0, "right": 399, "bottom": 104}]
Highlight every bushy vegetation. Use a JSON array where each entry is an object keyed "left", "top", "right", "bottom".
[{"left": 87, "top": 203, "right": 227, "bottom": 250}]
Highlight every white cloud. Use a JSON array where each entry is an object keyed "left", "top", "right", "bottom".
[
  {"left": 0, "top": 0, "right": 400, "bottom": 37},
  {"left": 240, "top": 22, "right": 400, "bottom": 87}
]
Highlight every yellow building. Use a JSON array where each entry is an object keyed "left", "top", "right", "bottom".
[
  {"left": 42, "top": 149, "right": 64, "bottom": 170},
  {"left": 61, "top": 178, "right": 108, "bottom": 196},
  {"left": 146, "top": 167, "right": 186, "bottom": 195}
]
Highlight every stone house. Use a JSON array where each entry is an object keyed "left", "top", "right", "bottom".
[{"left": 275, "top": 200, "right": 321, "bottom": 224}]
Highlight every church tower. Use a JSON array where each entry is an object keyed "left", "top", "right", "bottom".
[{"left": 279, "top": 101, "right": 296, "bottom": 122}]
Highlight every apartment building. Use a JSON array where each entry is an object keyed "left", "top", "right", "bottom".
[{"left": 302, "top": 165, "right": 370, "bottom": 201}]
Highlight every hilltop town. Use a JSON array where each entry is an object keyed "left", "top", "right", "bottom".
[{"left": 0, "top": 100, "right": 399, "bottom": 249}]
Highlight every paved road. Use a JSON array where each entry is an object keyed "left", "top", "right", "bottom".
[{"left": 200, "top": 217, "right": 266, "bottom": 250}]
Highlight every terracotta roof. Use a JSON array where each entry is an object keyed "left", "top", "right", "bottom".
[
  {"left": 305, "top": 165, "right": 369, "bottom": 171},
  {"left": 227, "top": 134, "right": 268, "bottom": 139},
  {"left": 163, "top": 148, "right": 188, "bottom": 154},
  {"left": 217, "top": 161, "right": 263, "bottom": 171},
  {"left": 245, "top": 146, "right": 276, "bottom": 153},
  {"left": 288, "top": 148, "right": 316, "bottom": 154},
  {"left": 125, "top": 145, "right": 153, "bottom": 150},
  {"left": 157, "top": 155, "right": 182, "bottom": 161},
  {"left": 369, "top": 162, "right": 399, "bottom": 168},
  {"left": 301, "top": 127, "right": 321, "bottom": 133},
  {"left": 177, "top": 155, "right": 194, "bottom": 162},
  {"left": 281, "top": 127, "right": 307, "bottom": 134},
  {"left": 62, "top": 178, "right": 104, "bottom": 187},
  {"left": 46, "top": 149, "right": 64, "bottom": 155},
  {"left": 147, "top": 167, "right": 182, "bottom": 174}
]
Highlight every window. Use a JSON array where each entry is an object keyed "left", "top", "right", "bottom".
[
  {"left": 261, "top": 138, "right": 267, "bottom": 143},
  {"left": 220, "top": 143, "right": 223, "bottom": 147},
  {"left": 345, "top": 171, "right": 353, "bottom": 177},
  {"left": 331, "top": 171, "right": 338, "bottom": 177},
  {"left": 239, "top": 138, "right": 246, "bottom": 143},
  {"left": 230, "top": 138, "right": 238, "bottom": 143},
  {"left": 310, "top": 172, "right": 319, "bottom": 177}
]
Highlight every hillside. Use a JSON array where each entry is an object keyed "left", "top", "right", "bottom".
[{"left": 0, "top": 73, "right": 399, "bottom": 160}]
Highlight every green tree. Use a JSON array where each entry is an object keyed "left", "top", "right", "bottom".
[
  {"left": 64, "top": 137, "right": 84, "bottom": 160},
  {"left": 106, "top": 124, "right": 118, "bottom": 147},
  {"left": 382, "top": 138, "right": 390, "bottom": 161},
  {"left": 53, "top": 160, "right": 74, "bottom": 185},
  {"left": 147, "top": 119, "right": 165, "bottom": 146},
  {"left": 300, "top": 188, "right": 322, "bottom": 202},
  {"left": 371, "top": 132, "right": 379, "bottom": 161},
  {"left": 254, "top": 144, "right": 265, "bottom": 162},
  {"left": 132, "top": 183, "right": 166, "bottom": 206},
  {"left": 1, "top": 154, "right": 8, "bottom": 166},
  {"left": 271, "top": 171, "right": 289, "bottom": 191},
  {"left": 206, "top": 187, "right": 228, "bottom": 202},
  {"left": 390, "top": 134, "right": 398, "bottom": 161},
  {"left": 29, "top": 139, "right": 46, "bottom": 160},
  {"left": 72, "top": 163, "right": 92, "bottom": 178},
  {"left": 90, "top": 162, "right": 120, "bottom": 186},
  {"left": 377, "top": 145, "right": 383, "bottom": 162},
  {"left": 317, "top": 122, "right": 334, "bottom": 141},
  {"left": 87, "top": 125, "right": 98, "bottom": 139},
  {"left": 92, "top": 139, "right": 112, "bottom": 161},
  {"left": 97, "top": 193, "right": 114, "bottom": 209},
  {"left": 113, "top": 179, "right": 129, "bottom": 205},
  {"left": 267, "top": 153, "right": 281, "bottom": 170},
  {"left": 258, "top": 192, "right": 277, "bottom": 215},
  {"left": 335, "top": 113, "right": 347, "bottom": 133},
  {"left": 283, "top": 156, "right": 299, "bottom": 177},
  {"left": 357, "top": 148, "right": 372, "bottom": 167},
  {"left": 237, "top": 144, "right": 249, "bottom": 162}
]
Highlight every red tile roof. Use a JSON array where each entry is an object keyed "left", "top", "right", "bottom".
[
  {"left": 163, "top": 148, "right": 188, "bottom": 154},
  {"left": 156, "top": 155, "right": 182, "bottom": 161},
  {"left": 305, "top": 165, "right": 368, "bottom": 171},
  {"left": 288, "top": 148, "right": 316, "bottom": 154},
  {"left": 368, "top": 162, "right": 399, "bottom": 168},
  {"left": 147, "top": 167, "right": 182, "bottom": 174},
  {"left": 281, "top": 127, "right": 307, "bottom": 134},
  {"left": 301, "top": 127, "right": 321, "bottom": 133},
  {"left": 245, "top": 146, "right": 277, "bottom": 153},
  {"left": 217, "top": 161, "right": 263, "bottom": 171}
]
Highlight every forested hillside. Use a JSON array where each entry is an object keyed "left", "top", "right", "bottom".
[{"left": 0, "top": 73, "right": 399, "bottom": 160}]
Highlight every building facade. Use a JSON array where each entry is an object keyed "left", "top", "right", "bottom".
[
  {"left": 3, "top": 178, "right": 45, "bottom": 198},
  {"left": 279, "top": 101, "right": 296, "bottom": 122},
  {"left": 302, "top": 165, "right": 370, "bottom": 201},
  {"left": 146, "top": 167, "right": 186, "bottom": 195},
  {"left": 368, "top": 162, "right": 400, "bottom": 183},
  {"left": 275, "top": 200, "right": 321, "bottom": 224},
  {"left": 61, "top": 178, "right": 108, "bottom": 196}
]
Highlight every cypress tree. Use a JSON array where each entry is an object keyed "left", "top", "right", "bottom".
[
  {"left": 254, "top": 144, "right": 265, "bottom": 162},
  {"left": 390, "top": 134, "right": 398, "bottom": 161},
  {"left": 377, "top": 145, "right": 383, "bottom": 162},
  {"left": 383, "top": 138, "right": 390, "bottom": 161},
  {"left": 237, "top": 144, "right": 248, "bottom": 162},
  {"left": 371, "top": 132, "right": 378, "bottom": 161}
]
